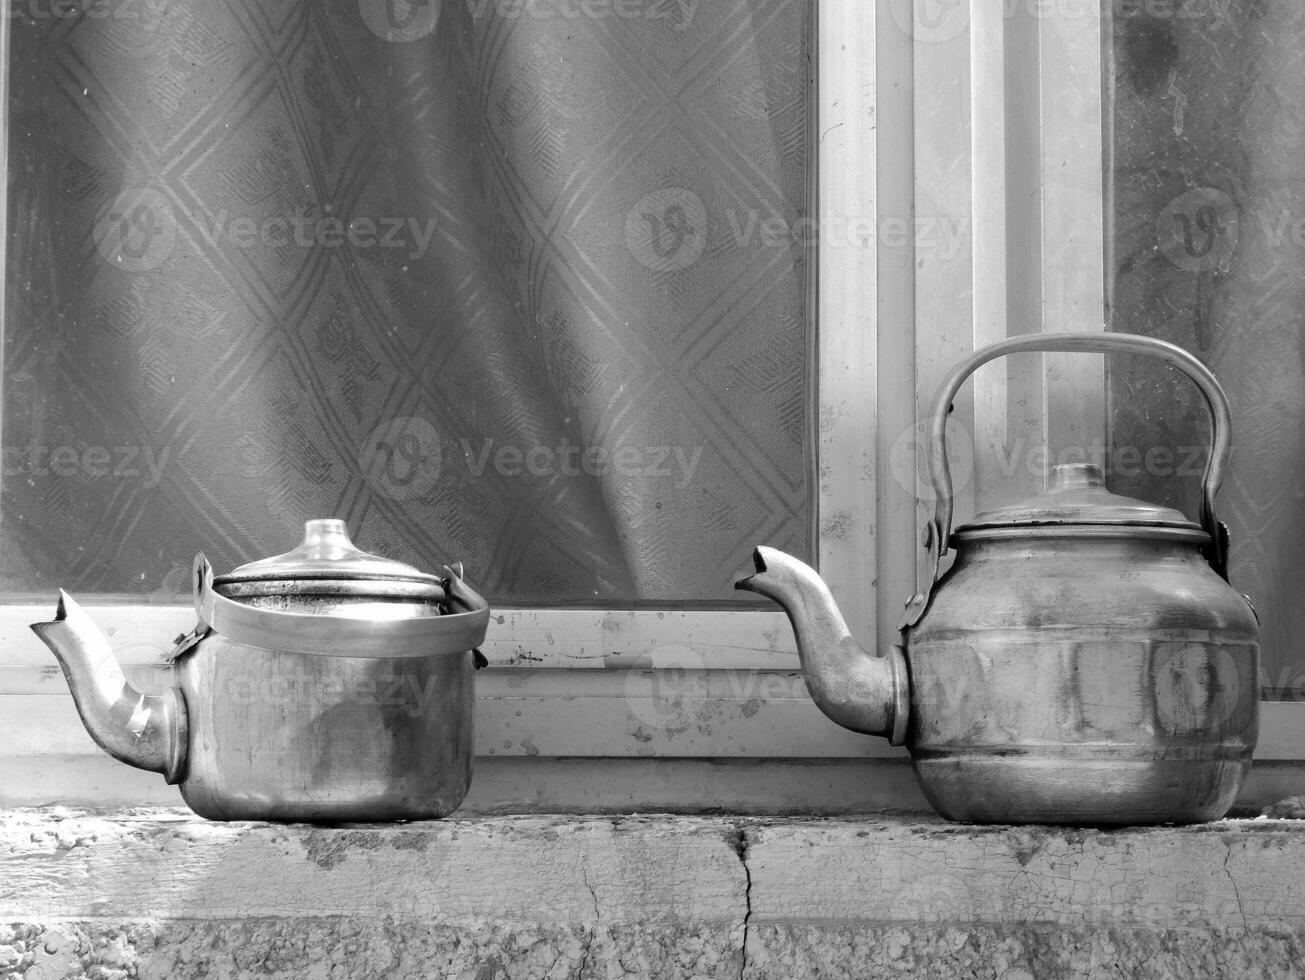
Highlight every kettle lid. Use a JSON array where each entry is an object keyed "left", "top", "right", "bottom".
[
  {"left": 212, "top": 519, "right": 447, "bottom": 602},
  {"left": 954, "top": 463, "right": 1206, "bottom": 540}
]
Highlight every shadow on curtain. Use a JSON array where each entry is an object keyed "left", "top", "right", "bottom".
[{"left": 3, "top": 0, "right": 812, "bottom": 603}]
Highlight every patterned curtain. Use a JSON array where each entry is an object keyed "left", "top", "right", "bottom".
[
  {"left": 3, "top": 0, "right": 812, "bottom": 603},
  {"left": 1108, "top": 4, "right": 1305, "bottom": 690}
]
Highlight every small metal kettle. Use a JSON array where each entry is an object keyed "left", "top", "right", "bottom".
[
  {"left": 33, "top": 519, "right": 490, "bottom": 822},
  {"left": 738, "top": 333, "right": 1260, "bottom": 825}
]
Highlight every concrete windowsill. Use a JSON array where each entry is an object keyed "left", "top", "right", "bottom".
[{"left": 3, "top": 808, "right": 1305, "bottom": 979}]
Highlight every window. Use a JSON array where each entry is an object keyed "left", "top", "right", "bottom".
[
  {"left": 1102, "top": 2, "right": 1305, "bottom": 709},
  {"left": 900, "top": 0, "right": 1305, "bottom": 780},
  {"left": 3, "top": 1, "right": 1301, "bottom": 812},
  {"left": 2, "top": 0, "right": 813, "bottom": 604},
  {"left": 1, "top": 0, "right": 861, "bottom": 806}
]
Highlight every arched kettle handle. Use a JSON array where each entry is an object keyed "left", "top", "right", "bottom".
[{"left": 899, "top": 332, "right": 1232, "bottom": 629}]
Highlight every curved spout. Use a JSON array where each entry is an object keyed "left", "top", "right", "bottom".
[
  {"left": 31, "top": 591, "right": 187, "bottom": 784},
  {"left": 736, "top": 547, "right": 909, "bottom": 744}
]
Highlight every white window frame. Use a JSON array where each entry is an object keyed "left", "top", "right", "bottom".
[{"left": 1, "top": 1, "right": 1300, "bottom": 805}]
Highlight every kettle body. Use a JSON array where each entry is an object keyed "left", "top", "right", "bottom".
[
  {"left": 908, "top": 472, "right": 1258, "bottom": 824},
  {"left": 171, "top": 630, "right": 475, "bottom": 822},
  {"left": 739, "top": 333, "right": 1261, "bottom": 825},
  {"left": 33, "top": 520, "right": 490, "bottom": 822}
]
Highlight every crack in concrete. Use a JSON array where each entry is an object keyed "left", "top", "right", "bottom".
[
  {"left": 1223, "top": 845, "right": 1250, "bottom": 933},
  {"left": 577, "top": 855, "right": 599, "bottom": 979},
  {"left": 728, "top": 823, "right": 753, "bottom": 980}
]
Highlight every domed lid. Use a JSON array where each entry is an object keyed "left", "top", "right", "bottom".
[
  {"left": 211, "top": 519, "right": 447, "bottom": 602},
  {"left": 953, "top": 463, "right": 1206, "bottom": 540}
]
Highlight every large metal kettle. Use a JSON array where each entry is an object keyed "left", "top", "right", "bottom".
[
  {"left": 32, "top": 519, "right": 490, "bottom": 822},
  {"left": 737, "top": 333, "right": 1260, "bottom": 825}
]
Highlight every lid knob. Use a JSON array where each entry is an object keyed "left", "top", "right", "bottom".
[
  {"left": 1048, "top": 463, "right": 1106, "bottom": 494},
  {"left": 295, "top": 519, "right": 365, "bottom": 562}
]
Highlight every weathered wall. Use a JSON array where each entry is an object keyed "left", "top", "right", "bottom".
[{"left": 3, "top": 810, "right": 1305, "bottom": 979}]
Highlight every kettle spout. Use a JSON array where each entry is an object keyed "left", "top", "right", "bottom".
[
  {"left": 31, "top": 591, "right": 187, "bottom": 784},
  {"left": 736, "top": 547, "right": 909, "bottom": 744}
]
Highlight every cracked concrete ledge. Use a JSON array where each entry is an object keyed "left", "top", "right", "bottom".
[{"left": 3, "top": 809, "right": 1305, "bottom": 978}]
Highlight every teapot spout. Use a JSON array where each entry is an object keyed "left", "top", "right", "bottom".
[
  {"left": 31, "top": 591, "right": 187, "bottom": 784},
  {"left": 736, "top": 547, "right": 909, "bottom": 744}
]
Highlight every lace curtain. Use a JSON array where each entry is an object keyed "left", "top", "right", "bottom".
[{"left": 3, "top": 0, "right": 812, "bottom": 602}]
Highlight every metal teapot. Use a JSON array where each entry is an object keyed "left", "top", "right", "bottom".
[
  {"left": 737, "top": 333, "right": 1260, "bottom": 825},
  {"left": 32, "top": 519, "right": 490, "bottom": 822}
]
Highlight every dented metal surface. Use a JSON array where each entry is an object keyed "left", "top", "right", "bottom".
[
  {"left": 740, "top": 334, "right": 1261, "bottom": 825},
  {"left": 28, "top": 520, "right": 489, "bottom": 822}
]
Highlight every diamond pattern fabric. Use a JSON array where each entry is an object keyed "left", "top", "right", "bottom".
[{"left": 3, "top": 0, "right": 812, "bottom": 602}]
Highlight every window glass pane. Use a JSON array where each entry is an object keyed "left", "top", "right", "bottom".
[
  {"left": 3, "top": 0, "right": 813, "bottom": 604},
  {"left": 1105, "top": 4, "right": 1304, "bottom": 695}
]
